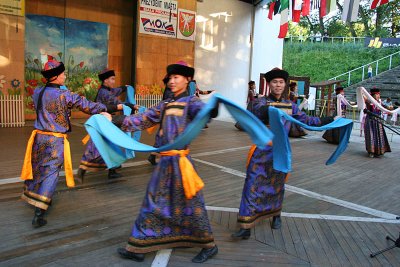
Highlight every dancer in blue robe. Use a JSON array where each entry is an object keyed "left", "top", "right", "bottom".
[
  {"left": 364, "top": 88, "right": 391, "bottom": 158},
  {"left": 78, "top": 69, "right": 137, "bottom": 180},
  {"left": 111, "top": 62, "right": 219, "bottom": 263},
  {"left": 231, "top": 68, "right": 333, "bottom": 239},
  {"left": 20, "top": 59, "right": 117, "bottom": 227}
]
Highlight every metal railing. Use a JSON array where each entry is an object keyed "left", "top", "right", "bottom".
[
  {"left": 285, "top": 36, "right": 366, "bottom": 44},
  {"left": 309, "top": 97, "right": 399, "bottom": 125},
  {"left": 328, "top": 50, "right": 400, "bottom": 87},
  {"left": 135, "top": 94, "right": 163, "bottom": 108}
]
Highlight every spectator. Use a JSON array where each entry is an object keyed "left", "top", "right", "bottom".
[
  {"left": 315, "top": 31, "right": 322, "bottom": 42},
  {"left": 309, "top": 31, "right": 314, "bottom": 42},
  {"left": 368, "top": 65, "right": 373, "bottom": 78},
  {"left": 247, "top": 80, "right": 257, "bottom": 104},
  {"left": 289, "top": 82, "right": 298, "bottom": 103},
  {"left": 323, "top": 31, "right": 329, "bottom": 42},
  {"left": 382, "top": 97, "right": 393, "bottom": 121}
]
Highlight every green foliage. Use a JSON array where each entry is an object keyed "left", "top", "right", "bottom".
[{"left": 283, "top": 42, "right": 400, "bottom": 84}]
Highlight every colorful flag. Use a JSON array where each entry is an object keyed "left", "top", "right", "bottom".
[
  {"left": 320, "top": 0, "right": 327, "bottom": 17},
  {"left": 302, "top": 0, "right": 311, "bottom": 15},
  {"left": 293, "top": 0, "right": 303, "bottom": 22},
  {"left": 311, "top": 0, "right": 320, "bottom": 10},
  {"left": 321, "top": 0, "right": 336, "bottom": 17},
  {"left": 371, "top": 0, "right": 389, "bottom": 9},
  {"left": 326, "top": 0, "right": 336, "bottom": 15},
  {"left": 274, "top": 0, "right": 281, "bottom": 15},
  {"left": 342, "top": 0, "right": 361, "bottom": 22},
  {"left": 278, "top": 0, "right": 289, "bottom": 38},
  {"left": 268, "top": 1, "right": 276, "bottom": 20}
]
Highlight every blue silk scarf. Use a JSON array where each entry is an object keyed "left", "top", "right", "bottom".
[
  {"left": 85, "top": 93, "right": 274, "bottom": 168},
  {"left": 85, "top": 94, "right": 352, "bottom": 172},
  {"left": 268, "top": 107, "right": 353, "bottom": 172}
]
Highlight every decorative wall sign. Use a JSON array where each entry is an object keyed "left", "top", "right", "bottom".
[
  {"left": 138, "top": 0, "right": 178, "bottom": 38},
  {"left": 177, "top": 9, "right": 196, "bottom": 41},
  {"left": 0, "top": 0, "right": 24, "bottom": 17}
]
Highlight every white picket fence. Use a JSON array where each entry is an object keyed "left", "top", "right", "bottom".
[
  {"left": 0, "top": 95, "right": 25, "bottom": 127},
  {"left": 0, "top": 94, "right": 162, "bottom": 128},
  {"left": 135, "top": 94, "right": 162, "bottom": 108}
]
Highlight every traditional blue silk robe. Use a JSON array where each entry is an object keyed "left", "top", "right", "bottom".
[
  {"left": 80, "top": 85, "right": 126, "bottom": 171},
  {"left": 22, "top": 84, "right": 106, "bottom": 209},
  {"left": 120, "top": 92, "right": 215, "bottom": 253},
  {"left": 238, "top": 95, "right": 322, "bottom": 228}
]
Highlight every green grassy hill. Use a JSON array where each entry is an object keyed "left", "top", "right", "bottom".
[{"left": 283, "top": 42, "right": 399, "bottom": 84}]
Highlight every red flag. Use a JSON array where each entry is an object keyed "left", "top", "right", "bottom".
[
  {"left": 293, "top": 0, "right": 303, "bottom": 22},
  {"left": 302, "top": 0, "right": 310, "bottom": 16},
  {"left": 268, "top": 2, "right": 276, "bottom": 20},
  {"left": 371, "top": 0, "right": 389, "bottom": 9},
  {"left": 320, "top": 0, "right": 327, "bottom": 17}
]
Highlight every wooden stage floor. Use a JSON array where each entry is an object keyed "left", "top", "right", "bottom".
[{"left": 0, "top": 119, "right": 399, "bottom": 266}]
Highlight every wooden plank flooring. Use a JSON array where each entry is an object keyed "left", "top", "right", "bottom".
[{"left": 0, "top": 119, "right": 399, "bottom": 266}]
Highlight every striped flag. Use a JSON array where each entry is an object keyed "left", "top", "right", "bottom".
[
  {"left": 311, "top": 0, "right": 320, "bottom": 10},
  {"left": 326, "top": 0, "right": 336, "bottom": 15},
  {"left": 293, "top": 0, "right": 303, "bottom": 22},
  {"left": 320, "top": 0, "right": 327, "bottom": 17},
  {"left": 371, "top": 0, "right": 389, "bottom": 9},
  {"left": 302, "top": 0, "right": 311, "bottom": 16},
  {"left": 342, "top": 0, "right": 361, "bottom": 22},
  {"left": 278, "top": 0, "right": 289, "bottom": 38},
  {"left": 321, "top": 0, "right": 336, "bottom": 17}
]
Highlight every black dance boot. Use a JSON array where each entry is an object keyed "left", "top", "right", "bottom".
[
  {"left": 32, "top": 207, "right": 47, "bottom": 228},
  {"left": 76, "top": 168, "right": 86, "bottom": 183},
  {"left": 231, "top": 228, "right": 251, "bottom": 240},
  {"left": 148, "top": 154, "right": 157, "bottom": 166},
  {"left": 117, "top": 248, "right": 145, "bottom": 262},
  {"left": 192, "top": 245, "right": 218, "bottom": 263},
  {"left": 271, "top": 215, "right": 282, "bottom": 229},
  {"left": 108, "top": 169, "right": 122, "bottom": 179}
]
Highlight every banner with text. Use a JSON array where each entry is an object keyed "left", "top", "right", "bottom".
[
  {"left": 139, "top": 0, "right": 178, "bottom": 38},
  {"left": 365, "top": 37, "right": 400, "bottom": 48},
  {"left": 177, "top": 9, "right": 196, "bottom": 41},
  {"left": 0, "top": 0, "right": 25, "bottom": 16}
]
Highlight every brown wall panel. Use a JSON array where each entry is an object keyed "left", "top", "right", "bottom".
[{"left": 0, "top": 14, "right": 25, "bottom": 95}]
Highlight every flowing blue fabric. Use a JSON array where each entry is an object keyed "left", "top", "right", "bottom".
[
  {"left": 85, "top": 93, "right": 273, "bottom": 168},
  {"left": 188, "top": 81, "right": 196, "bottom": 96},
  {"left": 122, "top": 105, "right": 147, "bottom": 159},
  {"left": 268, "top": 107, "right": 353, "bottom": 173},
  {"left": 122, "top": 85, "right": 144, "bottom": 159},
  {"left": 125, "top": 85, "right": 136, "bottom": 105}
]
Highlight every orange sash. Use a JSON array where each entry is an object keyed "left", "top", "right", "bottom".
[
  {"left": 246, "top": 142, "right": 273, "bottom": 168},
  {"left": 82, "top": 134, "right": 90, "bottom": 145},
  {"left": 20, "top": 129, "right": 75, "bottom": 188},
  {"left": 159, "top": 149, "right": 204, "bottom": 199},
  {"left": 146, "top": 125, "right": 158, "bottom": 135},
  {"left": 246, "top": 145, "right": 257, "bottom": 168}
]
